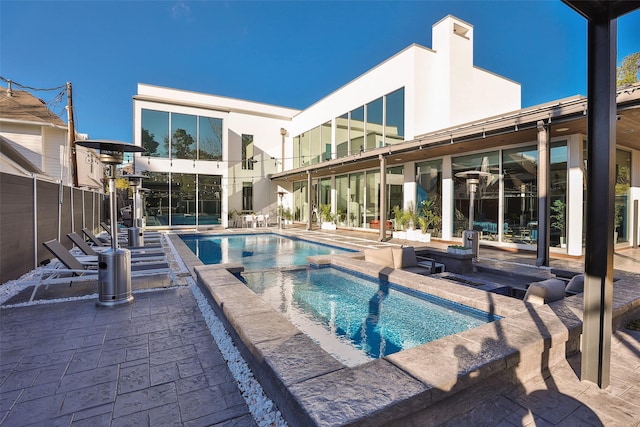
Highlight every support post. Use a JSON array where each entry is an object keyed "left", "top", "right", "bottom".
[
  {"left": 306, "top": 171, "right": 312, "bottom": 230},
  {"left": 581, "top": 15, "right": 617, "bottom": 389},
  {"left": 378, "top": 155, "right": 387, "bottom": 242},
  {"left": 536, "top": 121, "right": 550, "bottom": 267}
]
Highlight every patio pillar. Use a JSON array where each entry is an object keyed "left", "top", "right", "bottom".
[
  {"left": 536, "top": 121, "right": 550, "bottom": 267},
  {"left": 378, "top": 154, "right": 387, "bottom": 242},
  {"left": 307, "top": 170, "right": 312, "bottom": 230},
  {"left": 562, "top": 0, "right": 640, "bottom": 389},
  {"left": 581, "top": 14, "right": 617, "bottom": 389}
]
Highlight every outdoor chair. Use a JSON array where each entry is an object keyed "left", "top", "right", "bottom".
[
  {"left": 67, "top": 232, "right": 165, "bottom": 259},
  {"left": 33, "top": 239, "right": 177, "bottom": 302}
]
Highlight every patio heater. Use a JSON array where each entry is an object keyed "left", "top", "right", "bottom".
[
  {"left": 455, "top": 170, "right": 491, "bottom": 258},
  {"left": 76, "top": 140, "right": 144, "bottom": 307},
  {"left": 277, "top": 191, "right": 285, "bottom": 229},
  {"left": 125, "top": 174, "right": 146, "bottom": 248}
]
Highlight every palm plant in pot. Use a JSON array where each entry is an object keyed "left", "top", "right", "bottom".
[{"left": 320, "top": 204, "right": 336, "bottom": 230}]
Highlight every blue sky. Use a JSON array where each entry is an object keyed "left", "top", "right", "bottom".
[{"left": 2, "top": 1, "right": 639, "bottom": 143}]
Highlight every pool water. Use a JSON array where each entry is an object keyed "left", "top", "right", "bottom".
[
  {"left": 241, "top": 267, "right": 500, "bottom": 365},
  {"left": 181, "top": 233, "right": 352, "bottom": 270}
]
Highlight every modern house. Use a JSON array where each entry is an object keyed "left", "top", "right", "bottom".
[{"left": 132, "top": 15, "right": 640, "bottom": 255}]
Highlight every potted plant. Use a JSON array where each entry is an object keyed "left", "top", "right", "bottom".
[
  {"left": 550, "top": 199, "right": 566, "bottom": 248},
  {"left": 417, "top": 199, "right": 441, "bottom": 242},
  {"left": 283, "top": 207, "right": 293, "bottom": 224},
  {"left": 392, "top": 205, "right": 407, "bottom": 239},
  {"left": 320, "top": 204, "right": 337, "bottom": 230}
]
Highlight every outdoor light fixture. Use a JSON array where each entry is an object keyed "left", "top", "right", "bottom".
[
  {"left": 76, "top": 140, "right": 144, "bottom": 307},
  {"left": 455, "top": 170, "right": 491, "bottom": 258}
]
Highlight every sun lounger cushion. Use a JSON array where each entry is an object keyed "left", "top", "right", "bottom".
[
  {"left": 565, "top": 274, "right": 584, "bottom": 294},
  {"left": 364, "top": 247, "right": 394, "bottom": 268},
  {"left": 524, "top": 279, "right": 566, "bottom": 305},
  {"left": 391, "top": 247, "right": 418, "bottom": 269}
]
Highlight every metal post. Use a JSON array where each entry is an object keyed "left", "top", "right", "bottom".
[
  {"left": 378, "top": 155, "right": 387, "bottom": 242},
  {"left": 307, "top": 171, "right": 312, "bottom": 230},
  {"left": 581, "top": 15, "right": 617, "bottom": 389},
  {"left": 634, "top": 200, "right": 638, "bottom": 247},
  {"left": 536, "top": 121, "right": 550, "bottom": 267}
]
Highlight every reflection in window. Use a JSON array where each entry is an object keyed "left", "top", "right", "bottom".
[
  {"left": 453, "top": 152, "right": 499, "bottom": 239},
  {"left": 336, "top": 175, "right": 348, "bottom": 226},
  {"left": 502, "top": 146, "right": 538, "bottom": 244},
  {"left": 366, "top": 97, "right": 383, "bottom": 151},
  {"left": 199, "top": 117, "right": 222, "bottom": 160},
  {"left": 143, "top": 172, "right": 170, "bottom": 226},
  {"left": 242, "top": 134, "right": 254, "bottom": 170},
  {"left": 242, "top": 182, "right": 253, "bottom": 211},
  {"left": 349, "top": 172, "right": 364, "bottom": 227},
  {"left": 310, "top": 126, "right": 321, "bottom": 165},
  {"left": 550, "top": 142, "right": 567, "bottom": 247},
  {"left": 350, "top": 106, "right": 365, "bottom": 155},
  {"left": 615, "top": 149, "right": 631, "bottom": 242},
  {"left": 300, "top": 132, "right": 310, "bottom": 167},
  {"left": 171, "top": 114, "right": 197, "bottom": 159},
  {"left": 199, "top": 175, "right": 222, "bottom": 224},
  {"left": 366, "top": 169, "right": 380, "bottom": 225},
  {"left": 141, "top": 110, "right": 223, "bottom": 161},
  {"left": 321, "top": 121, "right": 332, "bottom": 161},
  {"left": 336, "top": 113, "right": 349, "bottom": 158},
  {"left": 293, "top": 180, "right": 308, "bottom": 222},
  {"left": 293, "top": 135, "right": 300, "bottom": 169},
  {"left": 385, "top": 88, "right": 404, "bottom": 144},
  {"left": 416, "top": 160, "right": 441, "bottom": 237},
  {"left": 141, "top": 110, "right": 169, "bottom": 157},
  {"left": 172, "top": 172, "right": 197, "bottom": 225}
]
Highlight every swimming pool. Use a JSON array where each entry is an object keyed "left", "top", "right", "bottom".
[
  {"left": 181, "top": 233, "right": 352, "bottom": 270},
  {"left": 241, "top": 266, "right": 500, "bottom": 365}
]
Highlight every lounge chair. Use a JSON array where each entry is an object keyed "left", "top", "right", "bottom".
[
  {"left": 363, "top": 246, "right": 440, "bottom": 275},
  {"left": 68, "top": 232, "right": 164, "bottom": 259},
  {"left": 33, "top": 239, "right": 177, "bottom": 302},
  {"left": 95, "top": 223, "right": 162, "bottom": 246}
]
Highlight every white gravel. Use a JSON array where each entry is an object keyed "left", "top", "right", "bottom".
[{"left": 189, "top": 279, "right": 288, "bottom": 427}]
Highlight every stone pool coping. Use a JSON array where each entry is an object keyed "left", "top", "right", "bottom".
[{"left": 170, "top": 233, "right": 640, "bottom": 426}]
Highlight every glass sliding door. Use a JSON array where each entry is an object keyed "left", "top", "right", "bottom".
[
  {"left": 349, "top": 172, "right": 364, "bottom": 227},
  {"left": 453, "top": 152, "right": 500, "bottom": 238},
  {"left": 550, "top": 142, "right": 568, "bottom": 247},
  {"left": 502, "top": 146, "right": 538, "bottom": 243},
  {"left": 336, "top": 175, "right": 348, "bottom": 226},
  {"left": 416, "top": 160, "right": 442, "bottom": 237},
  {"left": 365, "top": 169, "right": 380, "bottom": 226},
  {"left": 199, "top": 175, "right": 222, "bottom": 225}
]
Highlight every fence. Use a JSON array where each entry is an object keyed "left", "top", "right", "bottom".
[{"left": 0, "top": 172, "right": 105, "bottom": 284}]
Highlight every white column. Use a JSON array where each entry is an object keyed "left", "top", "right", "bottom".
[
  {"left": 567, "top": 134, "right": 584, "bottom": 256},
  {"left": 403, "top": 161, "right": 416, "bottom": 211},
  {"left": 442, "top": 156, "right": 453, "bottom": 240}
]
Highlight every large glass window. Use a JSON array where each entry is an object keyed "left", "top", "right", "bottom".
[
  {"left": 336, "top": 113, "right": 349, "bottom": 158},
  {"left": 143, "top": 172, "right": 170, "bottom": 226},
  {"left": 141, "top": 109, "right": 223, "bottom": 160},
  {"left": 502, "top": 146, "right": 538, "bottom": 243},
  {"left": 416, "top": 160, "right": 442, "bottom": 237},
  {"left": 300, "top": 132, "right": 310, "bottom": 167},
  {"left": 387, "top": 166, "right": 404, "bottom": 221},
  {"left": 198, "top": 117, "right": 222, "bottom": 160},
  {"left": 366, "top": 169, "right": 380, "bottom": 225},
  {"left": 141, "top": 110, "right": 169, "bottom": 157},
  {"left": 293, "top": 135, "right": 300, "bottom": 169},
  {"left": 366, "top": 97, "right": 383, "bottom": 151},
  {"left": 242, "top": 182, "right": 253, "bottom": 211},
  {"left": 349, "top": 172, "right": 364, "bottom": 227},
  {"left": 171, "top": 114, "right": 197, "bottom": 159},
  {"left": 321, "top": 121, "right": 332, "bottom": 161},
  {"left": 350, "top": 107, "right": 365, "bottom": 155},
  {"left": 172, "top": 173, "right": 197, "bottom": 225},
  {"left": 319, "top": 178, "right": 331, "bottom": 206},
  {"left": 310, "top": 126, "right": 321, "bottom": 165},
  {"left": 336, "top": 175, "right": 348, "bottom": 226},
  {"left": 453, "top": 151, "right": 500, "bottom": 238},
  {"left": 199, "top": 175, "right": 222, "bottom": 225},
  {"left": 293, "top": 180, "right": 308, "bottom": 222},
  {"left": 615, "top": 149, "right": 631, "bottom": 243},
  {"left": 385, "top": 88, "right": 405, "bottom": 144},
  {"left": 242, "top": 134, "right": 254, "bottom": 170},
  {"left": 550, "top": 142, "right": 568, "bottom": 247}
]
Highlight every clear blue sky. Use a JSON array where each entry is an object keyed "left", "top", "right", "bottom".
[{"left": 2, "top": 1, "right": 639, "bottom": 143}]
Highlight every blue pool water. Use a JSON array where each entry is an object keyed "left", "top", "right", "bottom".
[
  {"left": 181, "top": 233, "right": 352, "bottom": 270},
  {"left": 241, "top": 267, "right": 500, "bottom": 364}
]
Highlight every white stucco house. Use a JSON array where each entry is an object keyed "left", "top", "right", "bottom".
[{"left": 131, "top": 15, "right": 640, "bottom": 254}]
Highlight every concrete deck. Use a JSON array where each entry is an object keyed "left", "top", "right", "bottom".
[{"left": 1, "top": 227, "right": 639, "bottom": 426}]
